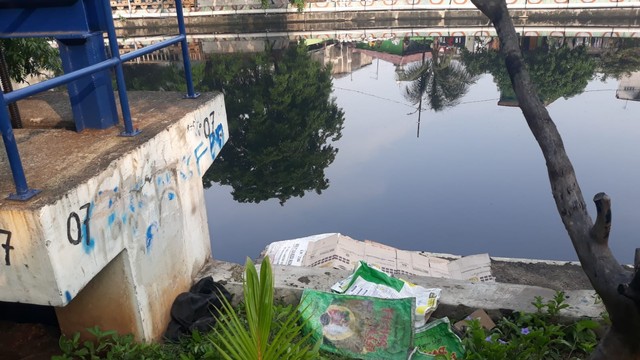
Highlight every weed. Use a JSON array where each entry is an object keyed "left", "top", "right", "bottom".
[{"left": 463, "top": 291, "right": 599, "bottom": 360}]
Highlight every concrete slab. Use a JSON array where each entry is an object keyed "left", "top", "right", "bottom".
[
  {"left": 200, "top": 259, "right": 605, "bottom": 322},
  {"left": 0, "top": 91, "right": 228, "bottom": 341},
  {"left": 1, "top": 91, "right": 218, "bottom": 207}
]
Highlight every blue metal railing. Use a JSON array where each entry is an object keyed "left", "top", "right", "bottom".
[{"left": 0, "top": 0, "right": 199, "bottom": 201}]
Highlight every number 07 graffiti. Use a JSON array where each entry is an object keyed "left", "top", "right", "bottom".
[
  {"left": 1, "top": 229, "right": 13, "bottom": 266},
  {"left": 67, "top": 203, "right": 91, "bottom": 246}
]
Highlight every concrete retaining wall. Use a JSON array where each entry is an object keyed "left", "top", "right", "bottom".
[
  {"left": 0, "top": 92, "right": 228, "bottom": 341},
  {"left": 200, "top": 259, "right": 605, "bottom": 323}
]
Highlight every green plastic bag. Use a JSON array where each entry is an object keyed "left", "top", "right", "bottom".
[
  {"left": 409, "top": 318, "right": 465, "bottom": 360},
  {"left": 332, "top": 261, "right": 441, "bottom": 327},
  {"left": 299, "top": 289, "right": 415, "bottom": 360}
]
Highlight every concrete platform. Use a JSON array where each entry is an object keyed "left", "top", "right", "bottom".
[
  {"left": 0, "top": 91, "right": 228, "bottom": 341},
  {"left": 1, "top": 91, "right": 218, "bottom": 207}
]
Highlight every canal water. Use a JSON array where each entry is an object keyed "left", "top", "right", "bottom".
[{"left": 124, "top": 32, "right": 640, "bottom": 264}]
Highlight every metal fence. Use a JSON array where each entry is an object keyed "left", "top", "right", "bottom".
[{"left": 0, "top": 0, "right": 199, "bottom": 201}]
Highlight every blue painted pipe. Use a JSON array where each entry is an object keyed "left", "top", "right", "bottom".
[
  {"left": 102, "top": 0, "right": 137, "bottom": 136},
  {"left": 175, "top": 0, "right": 199, "bottom": 98},
  {"left": 4, "top": 58, "right": 119, "bottom": 104},
  {"left": 0, "top": 97, "right": 32, "bottom": 198}
]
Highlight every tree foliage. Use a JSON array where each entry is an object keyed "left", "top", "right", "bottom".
[
  {"left": 461, "top": 43, "right": 596, "bottom": 104},
  {"left": 0, "top": 38, "right": 60, "bottom": 83},
  {"left": 122, "top": 43, "right": 344, "bottom": 206},
  {"left": 201, "top": 42, "right": 345, "bottom": 205},
  {"left": 597, "top": 46, "right": 640, "bottom": 81}
]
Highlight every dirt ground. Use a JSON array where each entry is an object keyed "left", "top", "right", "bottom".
[
  {"left": 0, "top": 321, "right": 61, "bottom": 360},
  {"left": 491, "top": 259, "right": 594, "bottom": 290}
]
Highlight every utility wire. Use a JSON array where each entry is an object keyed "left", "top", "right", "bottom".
[
  {"left": 334, "top": 86, "right": 500, "bottom": 108},
  {"left": 333, "top": 86, "right": 621, "bottom": 110}
]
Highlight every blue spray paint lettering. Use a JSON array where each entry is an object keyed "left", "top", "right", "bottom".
[
  {"left": 107, "top": 213, "right": 116, "bottom": 226},
  {"left": 208, "top": 123, "right": 225, "bottom": 159},
  {"left": 65, "top": 291, "right": 72, "bottom": 303},
  {"left": 145, "top": 222, "right": 158, "bottom": 253},
  {"left": 194, "top": 142, "right": 207, "bottom": 176},
  {"left": 82, "top": 204, "right": 95, "bottom": 254},
  {"left": 168, "top": 192, "right": 175, "bottom": 200}
]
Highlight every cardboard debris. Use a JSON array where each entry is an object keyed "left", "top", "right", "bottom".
[
  {"left": 262, "top": 233, "right": 495, "bottom": 282},
  {"left": 453, "top": 309, "right": 496, "bottom": 332}
]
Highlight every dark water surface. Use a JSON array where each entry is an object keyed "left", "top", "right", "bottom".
[
  {"left": 206, "top": 67, "right": 639, "bottom": 263},
  {"left": 202, "top": 39, "right": 639, "bottom": 264},
  {"left": 124, "top": 33, "right": 640, "bottom": 264}
]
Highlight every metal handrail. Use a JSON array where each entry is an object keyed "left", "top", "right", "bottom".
[{"left": 0, "top": 0, "right": 199, "bottom": 201}]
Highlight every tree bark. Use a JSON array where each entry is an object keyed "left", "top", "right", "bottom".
[
  {"left": 469, "top": 0, "right": 640, "bottom": 358},
  {"left": 0, "top": 42, "right": 22, "bottom": 129}
]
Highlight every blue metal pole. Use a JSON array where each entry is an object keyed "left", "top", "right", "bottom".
[
  {"left": 5, "top": 58, "right": 119, "bottom": 104},
  {"left": 102, "top": 0, "right": 140, "bottom": 137},
  {"left": 174, "top": 0, "right": 200, "bottom": 99},
  {"left": 0, "top": 96, "right": 40, "bottom": 200}
]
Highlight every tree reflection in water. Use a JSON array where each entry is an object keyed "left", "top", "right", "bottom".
[
  {"left": 123, "top": 36, "right": 640, "bottom": 206},
  {"left": 200, "top": 42, "right": 345, "bottom": 205},
  {"left": 395, "top": 37, "right": 477, "bottom": 137},
  {"left": 124, "top": 42, "right": 345, "bottom": 205}
]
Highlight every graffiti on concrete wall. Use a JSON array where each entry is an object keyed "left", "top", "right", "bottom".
[
  {"left": 58, "top": 107, "right": 225, "bottom": 259},
  {"left": 191, "top": 111, "right": 225, "bottom": 176},
  {"left": 84, "top": 168, "right": 181, "bottom": 256},
  {"left": 1, "top": 229, "right": 13, "bottom": 266},
  {"left": 67, "top": 203, "right": 92, "bottom": 247}
]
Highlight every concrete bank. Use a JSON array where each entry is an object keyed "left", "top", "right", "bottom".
[{"left": 199, "top": 258, "right": 604, "bottom": 322}]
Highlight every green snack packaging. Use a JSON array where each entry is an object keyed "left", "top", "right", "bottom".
[
  {"left": 332, "top": 261, "right": 442, "bottom": 327},
  {"left": 299, "top": 289, "right": 415, "bottom": 360},
  {"left": 410, "top": 318, "right": 465, "bottom": 360}
]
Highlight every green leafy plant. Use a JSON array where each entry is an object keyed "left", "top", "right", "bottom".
[
  {"left": 211, "top": 256, "right": 320, "bottom": 360},
  {"left": 462, "top": 291, "right": 600, "bottom": 360},
  {"left": 53, "top": 326, "right": 170, "bottom": 360}
]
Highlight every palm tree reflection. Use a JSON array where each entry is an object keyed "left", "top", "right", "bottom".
[{"left": 396, "top": 38, "right": 477, "bottom": 137}]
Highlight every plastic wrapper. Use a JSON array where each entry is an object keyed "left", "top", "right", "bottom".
[
  {"left": 299, "top": 289, "right": 415, "bottom": 360},
  {"left": 409, "top": 318, "right": 465, "bottom": 360},
  {"left": 332, "top": 261, "right": 441, "bottom": 327}
]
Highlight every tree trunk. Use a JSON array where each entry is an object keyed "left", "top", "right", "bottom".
[
  {"left": 0, "top": 42, "right": 22, "bottom": 129},
  {"left": 469, "top": 0, "right": 640, "bottom": 358}
]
